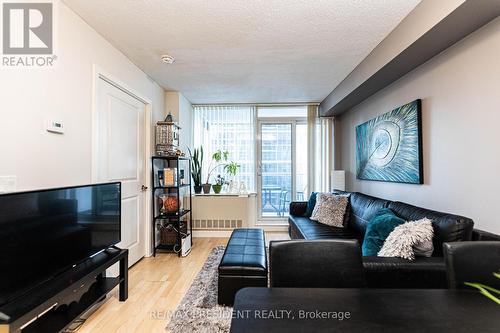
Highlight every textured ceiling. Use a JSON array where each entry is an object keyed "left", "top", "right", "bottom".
[{"left": 63, "top": 0, "right": 420, "bottom": 104}]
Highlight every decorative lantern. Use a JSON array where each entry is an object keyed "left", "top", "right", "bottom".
[{"left": 156, "top": 113, "right": 181, "bottom": 156}]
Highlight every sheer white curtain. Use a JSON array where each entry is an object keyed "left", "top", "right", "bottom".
[
  {"left": 307, "top": 105, "right": 334, "bottom": 193},
  {"left": 193, "top": 105, "right": 256, "bottom": 191},
  {"left": 193, "top": 104, "right": 331, "bottom": 195}
]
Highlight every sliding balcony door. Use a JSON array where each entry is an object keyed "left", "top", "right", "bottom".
[{"left": 257, "top": 116, "right": 307, "bottom": 223}]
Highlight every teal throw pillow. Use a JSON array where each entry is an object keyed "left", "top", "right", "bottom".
[
  {"left": 303, "top": 192, "right": 318, "bottom": 217},
  {"left": 362, "top": 208, "right": 405, "bottom": 256}
]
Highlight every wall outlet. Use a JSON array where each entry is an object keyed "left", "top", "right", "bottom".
[
  {"left": 0, "top": 176, "right": 18, "bottom": 193},
  {"left": 46, "top": 120, "right": 64, "bottom": 134}
]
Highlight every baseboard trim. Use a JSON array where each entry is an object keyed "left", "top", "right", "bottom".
[
  {"left": 193, "top": 227, "right": 289, "bottom": 238},
  {"left": 193, "top": 230, "right": 234, "bottom": 237}
]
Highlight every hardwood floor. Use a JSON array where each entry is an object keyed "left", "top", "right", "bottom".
[
  {"left": 79, "top": 237, "right": 228, "bottom": 333},
  {"left": 80, "top": 233, "right": 289, "bottom": 333}
]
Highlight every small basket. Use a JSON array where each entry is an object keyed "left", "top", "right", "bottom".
[
  {"left": 160, "top": 225, "right": 177, "bottom": 245},
  {"left": 159, "top": 222, "right": 188, "bottom": 245}
]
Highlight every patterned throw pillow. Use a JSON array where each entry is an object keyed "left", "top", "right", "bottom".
[
  {"left": 378, "top": 218, "right": 434, "bottom": 260},
  {"left": 310, "top": 193, "right": 348, "bottom": 228}
]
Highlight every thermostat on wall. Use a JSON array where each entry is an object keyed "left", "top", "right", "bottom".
[{"left": 47, "top": 120, "right": 64, "bottom": 134}]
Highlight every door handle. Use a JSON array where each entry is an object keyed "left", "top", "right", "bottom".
[{"left": 141, "top": 185, "right": 148, "bottom": 192}]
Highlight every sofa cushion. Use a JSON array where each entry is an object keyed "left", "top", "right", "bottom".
[
  {"left": 289, "top": 216, "right": 358, "bottom": 240},
  {"left": 363, "top": 256, "right": 447, "bottom": 288},
  {"left": 472, "top": 228, "right": 500, "bottom": 241},
  {"left": 348, "top": 193, "right": 391, "bottom": 237},
  {"left": 388, "top": 201, "right": 474, "bottom": 256},
  {"left": 362, "top": 208, "right": 405, "bottom": 256}
]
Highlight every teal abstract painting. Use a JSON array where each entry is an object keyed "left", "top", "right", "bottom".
[{"left": 356, "top": 100, "right": 423, "bottom": 184}]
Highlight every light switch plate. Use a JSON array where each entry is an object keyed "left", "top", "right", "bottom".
[{"left": 0, "top": 176, "right": 17, "bottom": 193}]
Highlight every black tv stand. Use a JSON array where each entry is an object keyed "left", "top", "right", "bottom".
[{"left": 0, "top": 248, "right": 128, "bottom": 333}]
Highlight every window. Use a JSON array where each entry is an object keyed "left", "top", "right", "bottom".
[
  {"left": 193, "top": 104, "right": 310, "bottom": 221},
  {"left": 193, "top": 105, "right": 256, "bottom": 191}
]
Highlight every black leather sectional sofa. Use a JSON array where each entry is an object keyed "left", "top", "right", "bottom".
[{"left": 289, "top": 191, "right": 500, "bottom": 288}]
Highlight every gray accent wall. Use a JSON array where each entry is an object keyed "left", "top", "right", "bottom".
[{"left": 335, "top": 17, "right": 500, "bottom": 234}]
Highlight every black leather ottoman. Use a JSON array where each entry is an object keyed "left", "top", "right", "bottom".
[{"left": 218, "top": 228, "right": 268, "bottom": 306}]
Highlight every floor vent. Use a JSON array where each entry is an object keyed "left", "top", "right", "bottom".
[{"left": 193, "top": 219, "right": 243, "bottom": 229}]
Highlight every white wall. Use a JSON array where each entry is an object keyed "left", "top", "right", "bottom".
[
  {"left": 0, "top": 1, "right": 165, "bottom": 191},
  {"left": 165, "top": 91, "right": 193, "bottom": 153},
  {"left": 178, "top": 93, "right": 193, "bottom": 151},
  {"left": 336, "top": 17, "right": 500, "bottom": 234}
]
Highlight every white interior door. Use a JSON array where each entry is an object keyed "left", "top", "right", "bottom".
[{"left": 96, "top": 77, "right": 146, "bottom": 267}]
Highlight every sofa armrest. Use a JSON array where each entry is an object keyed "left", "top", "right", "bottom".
[
  {"left": 471, "top": 229, "right": 500, "bottom": 241},
  {"left": 289, "top": 201, "right": 307, "bottom": 216}
]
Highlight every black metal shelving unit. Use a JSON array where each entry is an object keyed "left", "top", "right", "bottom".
[{"left": 151, "top": 156, "right": 193, "bottom": 257}]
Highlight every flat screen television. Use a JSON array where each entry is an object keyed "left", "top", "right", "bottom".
[{"left": 0, "top": 182, "right": 121, "bottom": 307}]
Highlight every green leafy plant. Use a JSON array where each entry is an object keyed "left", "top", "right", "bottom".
[
  {"left": 205, "top": 149, "right": 240, "bottom": 184},
  {"left": 225, "top": 161, "right": 239, "bottom": 176},
  {"left": 465, "top": 272, "right": 500, "bottom": 305},
  {"left": 188, "top": 147, "right": 203, "bottom": 187}
]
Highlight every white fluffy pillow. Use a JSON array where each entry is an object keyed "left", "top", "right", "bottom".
[
  {"left": 310, "top": 193, "right": 348, "bottom": 228},
  {"left": 378, "top": 218, "right": 434, "bottom": 260}
]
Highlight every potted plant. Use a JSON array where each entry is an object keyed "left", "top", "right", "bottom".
[
  {"left": 188, "top": 147, "right": 203, "bottom": 194},
  {"left": 205, "top": 150, "right": 240, "bottom": 194},
  {"left": 212, "top": 175, "right": 226, "bottom": 194}
]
